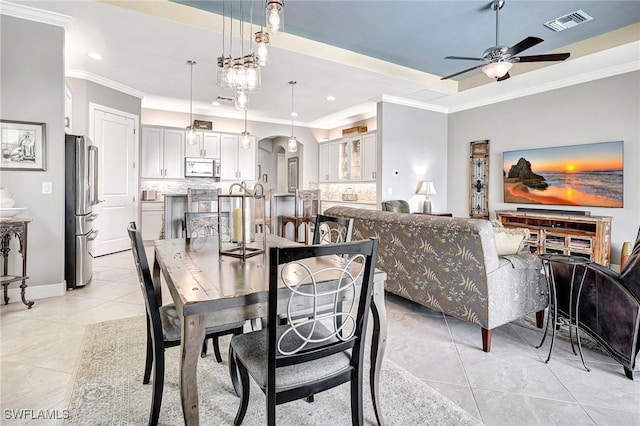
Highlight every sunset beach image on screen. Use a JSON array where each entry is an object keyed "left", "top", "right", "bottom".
[{"left": 502, "top": 141, "right": 623, "bottom": 208}]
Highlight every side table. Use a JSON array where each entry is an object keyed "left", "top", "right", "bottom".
[
  {"left": 0, "top": 218, "right": 34, "bottom": 308},
  {"left": 538, "top": 253, "right": 590, "bottom": 371}
]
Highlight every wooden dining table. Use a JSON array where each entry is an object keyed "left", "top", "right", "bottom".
[{"left": 153, "top": 234, "right": 388, "bottom": 426}]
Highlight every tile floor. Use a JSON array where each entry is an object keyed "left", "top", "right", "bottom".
[{"left": 1, "top": 248, "right": 639, "bottom": 425}]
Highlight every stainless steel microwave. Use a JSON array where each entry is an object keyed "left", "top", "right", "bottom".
[{"left": 185, "top": 157, "right": 220, "bottom": 178}]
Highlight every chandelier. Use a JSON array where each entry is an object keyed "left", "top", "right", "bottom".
[
  {"left": 287, "top": 80, "right": 297, "bottom": 153},
  {"left": 217, "top": 0, "right": 284, "bottom": 110}
]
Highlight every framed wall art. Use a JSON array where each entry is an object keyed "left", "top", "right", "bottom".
[
  {"left": 1, "top": 120, "right": 46, "bottom": 171},
  {"left": 287, "top": 157, "right": 299, "bottom": 193}
]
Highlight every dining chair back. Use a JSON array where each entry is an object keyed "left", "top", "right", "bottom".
[
  {"left": 128, "top": 222, "right": 244, "bottom": 425},
  {"left": 313, "top": 214, "right": 353, "bottom": 245},
  {"left": 187, "top": 188, "right": 220, "bottom": 212},
  {"left": 280, "top": 189, "right": 321, "bottom": 244},
  {"left": 254, "top": 188, "right": 275, "bottom": 234},
  {"left": 229, "top": 238, "right": 379, "bottom": 425}
]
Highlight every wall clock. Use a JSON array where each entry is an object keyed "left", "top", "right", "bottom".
[{"left": 469, "top": 140, "right": 490, "bottom": 219}]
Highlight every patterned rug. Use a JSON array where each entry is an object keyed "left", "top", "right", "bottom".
[{"left": 66, "top": 316, "right": 479, "bottom": 425}]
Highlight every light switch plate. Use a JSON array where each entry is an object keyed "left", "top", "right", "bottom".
[{"left": 42, "top": 182, "right": 52, "bottom": 194}]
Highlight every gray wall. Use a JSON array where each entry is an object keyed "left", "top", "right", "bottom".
[
  {"left": 0, "top": 16, "right": 65, "bottom": 288},
  {"left": 67, "top": 78, "right": 141, "bottom": 136},
  {"left": 378, "top": 102, "right": 448, "bottom": 212},
  {"left": 448, "top": 71, "right": 640, "bottom": 262}
]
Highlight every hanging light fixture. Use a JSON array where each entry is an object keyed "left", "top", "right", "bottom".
[
  {"left": 287, "top": 80, "right": 297, "bottom": 153},
  {"left": 265, "top": 0, "right": 284, "bottom": 32},
  {"left": 255, "top": 30, "right": 270, "bottom": 66},
  {"left": 186, "top": 60, "right": 198, "bottom": 146},
  {"left": 240, "top": 109, "right": 251, "bottom": 150}
]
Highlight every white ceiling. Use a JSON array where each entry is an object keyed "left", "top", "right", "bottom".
[{"left": 4, "top": 0, "right": 639, "bottom": 129}]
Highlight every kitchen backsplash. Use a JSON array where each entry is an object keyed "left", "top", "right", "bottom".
[
  {"left": 141, "top": 179, "right": 266, "bottom": 201},
  {"left": 318, "top": 183, "right": 376, "bottom": 203}
]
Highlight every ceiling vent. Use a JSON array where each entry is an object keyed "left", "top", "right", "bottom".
[{"left": 544, "top": 10, "right": 593, "bottom": 32}]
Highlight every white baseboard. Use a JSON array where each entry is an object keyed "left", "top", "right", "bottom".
[{"left": 4, "top": 281, "right": 66, "bottom": 304}]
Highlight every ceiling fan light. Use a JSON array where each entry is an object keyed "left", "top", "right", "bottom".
[{"left": 482, "top": 61, "right": 513, "bottom": 79}]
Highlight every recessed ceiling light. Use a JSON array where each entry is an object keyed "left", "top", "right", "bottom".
[
  {"left": 326, "top": 95, "right": 336, "bottom": 101},
  {"left": 88, "top": 52, "right": 102, "bottom": 60},
  {"left": 290, "top": 112, "right": 298, "bottom": 117},
  {"left": 211, "top": 101, "right": 221, "bottom": 106}
]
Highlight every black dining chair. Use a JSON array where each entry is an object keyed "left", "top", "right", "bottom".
[
  {"left": 312, "top": 214, "right": 354, "bottom": 245},
  {"left": 229, "top": 238, "right": 379, "bottom": 425},
  {"left": 127, "top": 222, "right": 245, "bottom": 426}
]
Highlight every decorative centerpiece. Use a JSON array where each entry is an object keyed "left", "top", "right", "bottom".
[{"left": 218, "top": 182, "right": 266, "bottom": 259}]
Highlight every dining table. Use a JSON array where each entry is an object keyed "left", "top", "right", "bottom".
[{"left": 153, "top": 234, "right": 388, "bottom": 426}]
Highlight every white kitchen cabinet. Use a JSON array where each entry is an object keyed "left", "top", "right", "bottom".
[
  {"left": 220, "top": 133, "right": 256, "bottom": 180},
  {"left": 141, "top": 126, "right": 184, "bottom": 179},
  {"left": 361, "top": 133, "right": 377, "bottom": 181},
  {"left": 185, "top": 131, "right": 220, "bottom": 159},
  {"left": 319, "top": 142, "right": 339, "bottom": 182},
  {"left": 141, "top": 202, "right": 164, "bottom": 241}
]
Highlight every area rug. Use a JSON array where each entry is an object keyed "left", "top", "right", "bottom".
[{"left": 66, "top": 316, "right": 479, "bottom": 425}]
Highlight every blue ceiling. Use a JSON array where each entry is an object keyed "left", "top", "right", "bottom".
[{"left": 173, "top": 1, "right": 640, "bottom": 79}]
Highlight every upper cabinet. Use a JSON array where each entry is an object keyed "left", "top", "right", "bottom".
[
  {"left": 141, "top": 126, "right": 184, "bottom": 179},
  {"left": 319, "top": 132, "right": 376, "bottom": 182},
  {"left": 220, "top": 133, "right": 256, "bottom": 181},
  {"left": 185, "top": 131, "right": 220, "bottom": 159}
]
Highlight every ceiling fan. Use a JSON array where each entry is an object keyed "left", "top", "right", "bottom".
[{"left": 441, "top": 0, "right": 570, "bottom": 81}]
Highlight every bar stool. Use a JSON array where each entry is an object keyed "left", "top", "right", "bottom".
[
  {"left": 280, "top": 189, "right": 320, "bottom": 244},
  {"left": 254, "top": 188, "right": 275, "bottom": 234}
]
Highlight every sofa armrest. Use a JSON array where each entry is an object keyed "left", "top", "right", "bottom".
[{"left": 500, "top": 253, "right": 544, "bottom": 270}]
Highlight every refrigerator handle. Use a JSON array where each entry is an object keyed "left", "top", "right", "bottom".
[
  {"left": 88, "top": 146, "right": 103, "bottom": 205},
  {"left": 87, "top": 229, "right": 100, "bottom": 242}
]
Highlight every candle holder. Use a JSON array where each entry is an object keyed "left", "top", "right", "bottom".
[{"left": 218, "top": 182, "right": 266, "bottom": 259}]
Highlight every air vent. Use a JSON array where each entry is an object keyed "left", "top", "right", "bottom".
[
  {"left": 215, "top": 95, "right": 233, "bottom": 103},
  {"left": 544, "top": 10, "right": 593, "bottom": 32}
]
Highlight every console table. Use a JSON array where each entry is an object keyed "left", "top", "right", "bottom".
[
  {"left": 0, "top": 218, "right": 34, "bottom": 308},
  {"left": 496, "top": 211, "right": 612, "bottom": 266}
]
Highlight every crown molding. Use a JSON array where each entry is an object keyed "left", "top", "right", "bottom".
[
  {"left": 447, "top": 60, "right": 640, "bottom": 113},
  {"left": 66, "top": 69, "right": 146, "bottom": 99},
  {"left": 0, "top": 1, "right": 71, "bottom": 29},
  {"left": 377, "top": 95, "right": 449, "bottom": 114}
]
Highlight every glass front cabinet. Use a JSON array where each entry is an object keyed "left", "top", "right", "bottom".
[{"left": 320, "top": 132, "right": 375, "bottom": 183}]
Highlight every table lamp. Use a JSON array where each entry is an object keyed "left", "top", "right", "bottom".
[{"left": 416, "top": 181, "right": 437, "bottom": 213}]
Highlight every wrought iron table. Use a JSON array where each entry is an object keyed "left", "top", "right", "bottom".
[
  {"left": 538, "top": 253, "right": 591, "bottom": 371},
  {"left": 0, "top": 217, "right": 34, "bottom": 308}
]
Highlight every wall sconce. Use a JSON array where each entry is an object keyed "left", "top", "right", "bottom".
[{"left": 416, "top": 181, "right": 437, "bottom": 213}]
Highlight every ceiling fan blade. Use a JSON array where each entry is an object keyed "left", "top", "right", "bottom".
[
  {"left": 444, "top": 56, "right": 486, "bottom": 62},
  {"left": 440, "top": 63, "right": 486, "bottom": 80},
  {"left": 505, "top": 36, "right": 543, "bottom": 57},
  {"left": 497, "top": 72, "right": 510, "bottom": 82},
  {"left": 516, "top": 53, "right": 571, "bottom": 62}
]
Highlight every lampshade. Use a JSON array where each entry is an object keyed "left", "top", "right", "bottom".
[
  {"left": 416, "top": 181, "right": 437, "bottom": 196},
  {"left": 482, "top": 61, "right": 512, "bottom": 79}
]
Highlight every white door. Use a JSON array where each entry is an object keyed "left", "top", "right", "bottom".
[{"left": 91, "top": 105, "right": 138, "bottom": 256}]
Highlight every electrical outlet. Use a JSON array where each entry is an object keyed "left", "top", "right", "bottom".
[
  {"left": 42, "top": 182, "right": 52, "bottom": 194},
  {"left": 387, "top": 187, "right": 393, "bottom": 195}
]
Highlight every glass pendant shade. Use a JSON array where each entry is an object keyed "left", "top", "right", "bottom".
[
  {"left": 240, "top": 132, "right": 252, "bottom": 150},
  {"left": 287, "top": 136, "right": 297, "bottom": 153},
  {"left": 266, "top": 0, "right": 283, "bottom": 32},
  {"left": 235, "top": 91, "right": 249, "bottom": 110},
  {"left": 255, "top": 31, "right": 270, "bottom": 66},
  {"left": 482, "top": 61, "right": 512, "bottom": 78},
  {"left": 187, "top": 127, "right": 198, "bottom": 146}
]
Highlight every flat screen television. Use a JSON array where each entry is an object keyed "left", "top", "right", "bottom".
[{"left": 503, "top": 141, "right": 623, "bottom": 208}]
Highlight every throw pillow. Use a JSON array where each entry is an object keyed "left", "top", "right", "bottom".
[{"left": 491, "top": 220, "right": 530, "bottom": 256}]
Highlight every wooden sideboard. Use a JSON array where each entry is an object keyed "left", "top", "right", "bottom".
[{"left": 496, "top": 211, "right": 612, "bottom": 266}]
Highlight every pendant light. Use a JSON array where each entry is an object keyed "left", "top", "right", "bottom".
[
  {"left": 287, "top": 80, "right": 297, "bottom": 153},
  {"left": 240, "top": 109, "right": 251, "bottom": 149},
  {"left": 265, "top": 0, "right": 284, "bottom": 32},
  {"left": 186, "top": 60, "right": 198, "bottom": 145}
]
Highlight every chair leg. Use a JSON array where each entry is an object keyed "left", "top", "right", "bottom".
[
  {"left": 350, "top": 370, "right": 364, "bottom": 426},
  {"left": 212, "top": 336, "right": 223, "bottom": 363},
  {"left": 228, "top": 345, "right": 241, "bottom": 397},
  {"left": 482, "top": 328, "right": 492, "bottom": 352},
  {"left": 143, "top": 317, "right": 153, "bottom": 384},
  {"left": 149, "top": 347, "right": 165, "bottom": 426},
  {"left": 201, "top": 338, "right": 209, "bottom": 358},
  {"left": 234, "top": 360, "right": 250, "bottom": 426}
]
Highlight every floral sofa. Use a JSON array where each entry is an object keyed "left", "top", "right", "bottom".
[{"left": 325, "top": 207, "right": 548, "bottom": 352}]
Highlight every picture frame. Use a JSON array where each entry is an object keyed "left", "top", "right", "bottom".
[
  {"left": 287, "top": 157, "right": 299, "bottom": 193},
  {"left": 1, "top": 120, "right": 46, "bottom": 171}
]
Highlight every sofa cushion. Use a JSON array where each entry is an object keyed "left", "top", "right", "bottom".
[{"left": 491, "top": 220, "right": 529, "bottom": 255}]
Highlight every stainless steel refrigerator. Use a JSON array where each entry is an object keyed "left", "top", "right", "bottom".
[{"left": 65, "top": 134, "right": 100, "bottom": 288}]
